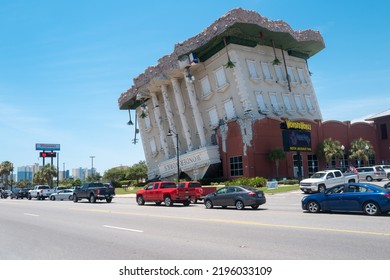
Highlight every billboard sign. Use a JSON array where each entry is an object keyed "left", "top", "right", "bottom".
[
  {"left": 282, "top": 129, "right": 312, "bottom": 152},
  {"left": 35, "top": 143, "right": 61, "bottom": 151}
]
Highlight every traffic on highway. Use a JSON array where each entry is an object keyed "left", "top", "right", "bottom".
[{"left": 1, "top": 181, "right": 389, "bottom": 260}]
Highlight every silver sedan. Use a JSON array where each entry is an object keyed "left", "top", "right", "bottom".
[{"left": 50, "top": 189, "right": 74, "bottom": 201}]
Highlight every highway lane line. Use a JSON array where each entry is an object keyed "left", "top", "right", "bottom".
[
  {"left": 23, "top": 213, "right": 39, "bottom": 217},
  {"left": 71, "top": 208, "right": 390, "bottom": 237},
  {"left": 103, "top": 225, "right": 143, "bottom": 233}
]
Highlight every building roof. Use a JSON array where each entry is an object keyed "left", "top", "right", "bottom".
[
  {"left": 118, "top": 7, "right": 325, "bottom": 110},
  {"left": 365, "top": 109, "right": 390, "bottom": 121}
]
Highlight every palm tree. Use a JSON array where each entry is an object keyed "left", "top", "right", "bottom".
[
  {"left": 267, "top": 148, "right": 286, "bottom": 179},
  {"left": 33, "top": 164, "right": 57, "bottom": 187},
  {"left": 0, "top": 161, "right": 14, "bottom": 187},
  {"left": 349, "top": 138, "right": 374, "bottom": 167},
  {"left": 317, "top": 138, "right": 343, "bottom": 169}
]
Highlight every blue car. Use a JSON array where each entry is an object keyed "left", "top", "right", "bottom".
[{"left": 301, "top": 183, "right": 390, "bottom": 216}]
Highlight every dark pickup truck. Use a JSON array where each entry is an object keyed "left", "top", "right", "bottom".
[{"left": 73, "top": 182, "right": 115, "bottom": 203}]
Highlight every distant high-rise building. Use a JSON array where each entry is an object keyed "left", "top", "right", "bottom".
[{"left": 17, "top": 166, "right": 33, "bottom": 182}]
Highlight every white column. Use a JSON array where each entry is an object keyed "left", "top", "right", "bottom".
[
  {"left": 171, "top": 78, "right": 193, "bottom": 152},
  {"left": 161, "top": 84, "right": 177, "bottom": 153},
  {"left": 150, "top": 92, "right": 169, "bottom": 160},
  {"left": 184, "top": 74, "right": 207, "bottom": 147}
]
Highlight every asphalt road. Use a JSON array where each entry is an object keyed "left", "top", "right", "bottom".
[{"left": 0, "top": 184, "right": 389, "bottom": 260}]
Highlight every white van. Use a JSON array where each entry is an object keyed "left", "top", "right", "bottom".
[{"left": 356, "top": 166, "right": 387, "bottom": 182}]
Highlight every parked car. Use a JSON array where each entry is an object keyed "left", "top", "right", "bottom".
[
  {"left": 50, "top": 189, "right": 74, "bottom": 201},
  {"left": 376, "top": 165, "right": 390, "bottom": 180},
  {"left": 10, "top": 188, "right": 31, "bottom": 199},
  {"left": 301, "top": 182, "right": 390, "bottom": 216},
  {"left": 1, "top": 189, "right": 12, "bottom": 199},
  {"left": 355, "top": 166, "right": 387, "bottom": 182},
  {"left": 299, "top": 170, "right": 358, "bottom": 193},
  {"left": 204, "top": 185, "right": 266, "bottom": 210}
]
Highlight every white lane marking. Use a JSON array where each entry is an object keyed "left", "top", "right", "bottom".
[
  {"left": 24, "top": 213, "right": 39, "bottom": 217},
  {"left": 103, "top": 225, "right": 143, "bottom": 233}
]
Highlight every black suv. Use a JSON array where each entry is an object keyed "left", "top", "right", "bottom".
[{"left": 10, "top": 188, "right": 31, "bottom": 199}]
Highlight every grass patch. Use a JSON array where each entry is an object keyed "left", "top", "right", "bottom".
[{"left": 261, "top": 184, "right": 300, "bottom": 195}]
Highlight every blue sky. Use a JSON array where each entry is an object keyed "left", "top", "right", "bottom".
[{"left": 1, "top": 0, "right": 389, "bottom": 175}]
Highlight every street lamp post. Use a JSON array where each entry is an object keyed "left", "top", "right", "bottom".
[
  {"left": 341, "top": 145, "right": 345, "bottom": 171},
  {"left": 90, "top": 156, "right": 95, "bottom": 178},
  {"left": 365, "top": 145, "right": 369, "bottom": 166},
  {"left": 167, "top": 129, "right": 180, "bottom": 182}
]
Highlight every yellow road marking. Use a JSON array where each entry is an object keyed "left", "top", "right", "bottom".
[{"left": 70, "top": 208, "right": 390, "bottom": 237}]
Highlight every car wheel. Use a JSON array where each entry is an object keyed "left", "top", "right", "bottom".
[
  {"left": 251, "top": 204, "right": 259, "bottom": 209},
  {"left": 106, "top": 198, "right": 112, "bottom": 203},
  {"left": 50, "top": 196, "right": 55, "bottom": 201},
  {"left": 136, "top": 195, "right": 145, "bottom": 205},
  {"left": 89, "top": 194, "right": 96, "bottom": 203},
  {"left": 366, "top": 176, "right": 373, "bottom": 182},
  {"left": 28, "top": 195, "right": 32, "bottom": 200},
  {"left": 73, "top": 194, "right": 78, "bottom": 203},
  {"left": 164, "top": 196, "right": 173, "bottom": 207},
  {"left": 307, "top": 200, "right": 321, "bottom": 213},
  {"left": 235, "top": 200, "right": 244, "bottom": 210},
  {"left": 205, "top": 200, "right": 213, "bottom": 209},
  {"left": 183, "top": 200, "right": 190, "bottom": 206},
  {"left": 318, "top": 185, "right": 326, "bottom": 192},
  {"left": 363, "top": 202, "right": 381, "bottom": 216},
  {"left": 69, "top": 195, "right": 73, "bottom": 200},
  {"left": 387, "top": 174, "right": 390, "bottom": 180}
]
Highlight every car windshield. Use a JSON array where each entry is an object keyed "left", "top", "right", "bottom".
[{"left": 311, "top": 172, "right": 326, "bottom": 178}]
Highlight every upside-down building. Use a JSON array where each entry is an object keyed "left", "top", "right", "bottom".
[{"left": 118, "top": 8, "right": 390, "bottom": 181}]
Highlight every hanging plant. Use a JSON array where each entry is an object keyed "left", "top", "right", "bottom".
[
  {"left": 140, "top": 110, "right": 148, "bottom": 119},
  {"left": 223, "top": 37, "right": 235, "bottom": 69},
  {"left": 272, "top": 58, "right": 281, "bottom": 65},
  {"left": 224, "top": 59, "right": 236, "bottom": 68},
  {"left": 271, "top": 40, "right": 281, "bottom": 65},
  {"left": 127, "top": 109, "right": 133, "bottom": 125}
]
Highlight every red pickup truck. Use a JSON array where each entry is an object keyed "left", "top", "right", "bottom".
[
  {"left": 177, "top": 181, "right": 217, "bottom": 203},
  {"left": 136, "top": 181, "right": 196, "bottom": 207}
]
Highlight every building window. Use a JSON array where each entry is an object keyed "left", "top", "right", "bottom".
[
  {"left": 223, "top": 99, "right": 235, "bottom": 120},
  {"left": 207, "top": 106, "right": 219, "bottom": 127},
  {"left": 307, "top": 154, "right": 318, "bottom": 176},
  {"left": 270, "top": 93, "right": 282, "bottom": 115},
  {"left": 246, "top": 60, "right": 259, "bottom": 79},
  {"left": 283, "top": 94, "right": 293, "bottom": 112},
  {"left": 261, "top": 62, "right": 272, "bottom": 80},
  {"left": 200, "top": 76, "right": 212, "bottom": 97},
  {"left": 214, "top": 66, "right": 228, "bottom": 90},
  {"left": 230, "top": 156, "right": 243, "bottom": 177},
  {"left": 287, "top": 66, "right": 297, "bottom": 83},
  {"left": 274, "top": 65, "right": 285, "bottom": 82},
  {"left": 380, "top": 124, "right": 388, "bottom": 140},
  {"left": 149, "top": 137, "right": 158, "bottom": 157},
  {"left": 255, "top": 91, "right": 269, "bottom": 113},
  {"left": 297, "top": 68, "right": 307, "bottom": 84},
  {"left": 294, "top": 95, "right": 305, "bottom": 113},
  {"left": 143, "top": 114, "right": 152, "bottom": 130},
  {"left": 304, "top": 95, "right": 315, "bottom": 113}
]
